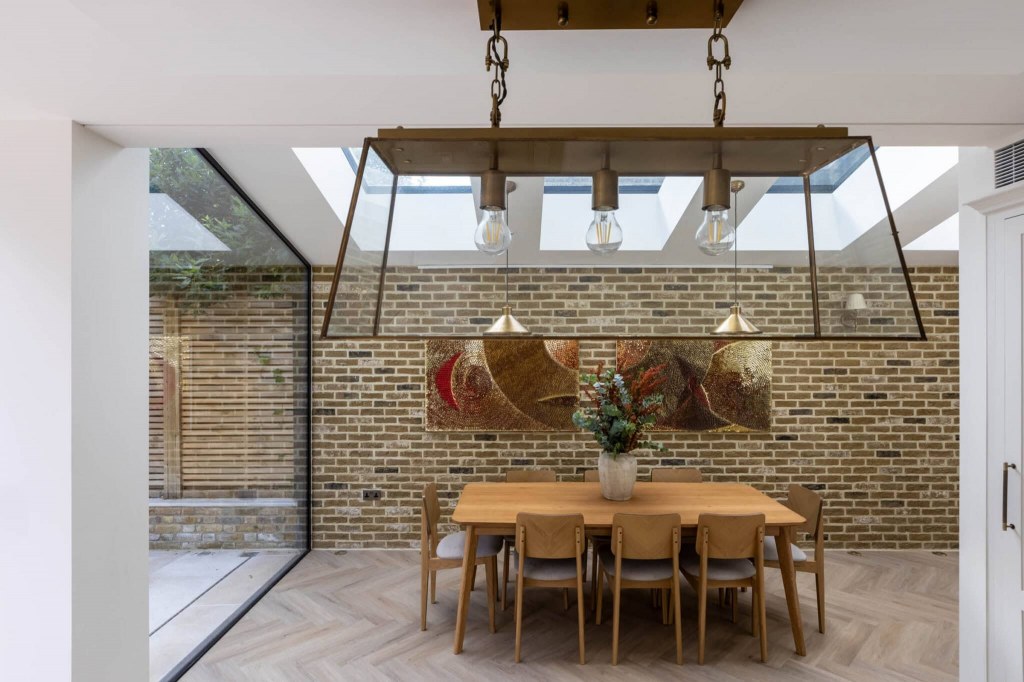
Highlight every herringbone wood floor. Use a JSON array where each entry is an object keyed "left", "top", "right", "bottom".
[{"left": 183, "top": 549, "right": 957, "bottom": 681}]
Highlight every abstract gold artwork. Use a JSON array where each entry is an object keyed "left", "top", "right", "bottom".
[
  {"left": 425, "top": 339, "right": 580, "bottom": 431},
  {"left": 616, "top": 340, "right": 772, "bottom": 432}
]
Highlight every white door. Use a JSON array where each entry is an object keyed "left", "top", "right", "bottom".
[{"left": 988, "top": 212, "right": 1024, "bottom": 680}]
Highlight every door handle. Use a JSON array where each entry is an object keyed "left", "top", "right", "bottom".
[{"left": 1003, "top": 462, "right": 1017, "bottom": 531}]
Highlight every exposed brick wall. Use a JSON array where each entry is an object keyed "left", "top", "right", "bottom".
[
  {"left": 148, "top": 502, "right": 304, "bottom": 550},
  {"left": 312, "top": 266, "right": 958, "bottom": 551}
]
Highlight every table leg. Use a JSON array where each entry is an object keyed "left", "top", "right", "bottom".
[
  {"left": 453, "top": 524, "right": 478, "bottom": 654},
  {"left": 776, "top": 526, "right": 807, "bottom": 656}
]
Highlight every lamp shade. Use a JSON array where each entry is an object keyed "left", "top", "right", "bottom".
[
  {"left": 844, "top": 293, "right": 867, "bottom": 311},
  {"left": 483, "top": 306, "right": 531, "bottom": 335}
]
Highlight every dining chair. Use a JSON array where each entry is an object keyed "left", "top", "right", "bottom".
[
  {"left": 681, "top": 513, "right": 767, "bottom": 664},
  {"left": 513, "top": 512, "right": 587, "bottom": 664},
  {"left": 502, "top": 469, "right": 557, "bottom": 610},
  {"left": 764, "top": 484, "right": 826, "bottom": 633},
  {"left": 651, "top": 467, "right": 703, "bottom": 482},
  {"left": 420, "top": 483, "right": 502, "bottom": 633},
  {"left": 595, "top": 513, "right": 683, "bottom": 665},
  {"left": 581, "top": 469, "right": 607, "bottom": 606}
]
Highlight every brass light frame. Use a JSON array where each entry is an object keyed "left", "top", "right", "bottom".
[{"left": 321, "top": 125, "right": 926, "bottom": 342}]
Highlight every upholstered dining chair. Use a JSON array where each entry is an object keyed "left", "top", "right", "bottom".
[
  {"left": 420, "top": 483, "right": 502, "bottom": 633},
  {"left": 681, "top": 513, "right": 768, "bottom": 664},
  {"left": 764, "top": 484, "right": 826, "bottom": 633},
  {"left": 502, "top": 469, "right": 557, "bottom": 610},
  {"left": 583, "top": 469, "right": 600, "bottom": 482},
  {"left": 595, "top": 513, "right": 684, "bottom": 665},
  {"left": 651, "top": 467, "right": 704, "bottom": 482},
  {"left": 513, "top": 512, "right": 588, "bottom": 664}
]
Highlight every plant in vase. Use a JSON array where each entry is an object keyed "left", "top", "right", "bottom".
[{"left": 572, "top": 363, "right": 667, "bottom": 501}]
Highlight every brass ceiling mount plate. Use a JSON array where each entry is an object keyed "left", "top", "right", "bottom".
[{"left": 477, "top": 0, "right": 743, "bottom": 31}]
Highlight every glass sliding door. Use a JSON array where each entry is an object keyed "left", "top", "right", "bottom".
[{"left": 147, "top": 148, "right": 310, "bottom": 681}]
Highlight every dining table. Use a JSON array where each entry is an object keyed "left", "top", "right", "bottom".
[{"left": 449, "top": 481, "right": 809, "bottom": 656}]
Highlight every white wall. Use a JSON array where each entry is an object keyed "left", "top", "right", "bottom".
[
  {"left": 71, "top": 125, "right": 149, "bottom": 681},
  {"left": 0, "top": 122, "right": 148, "bottom": 681},
  {"left": 0, "top": 120, "right": 75, "bottom": 681}
]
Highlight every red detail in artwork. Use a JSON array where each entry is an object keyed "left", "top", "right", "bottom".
[
  {"left": 436, "top": 352, "right": 462, "bottom": 410},
  {"left": 689, "top": 375, "right": 712, "bottom": 410}
]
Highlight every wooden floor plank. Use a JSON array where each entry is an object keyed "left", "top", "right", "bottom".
[{"left": 183, "top": 549, "right": 957, "bottom": 681}]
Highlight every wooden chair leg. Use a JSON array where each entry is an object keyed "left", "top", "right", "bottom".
[
  {"left": 502, "top": 546, "right": 511, "bottom": 611},
  {"left": 514, "top": 571, "right": 525, "bottom": 662},
  {"left": 420, "top": 559, "right": 429, "bottom": 631},
  {"left": 595, "top": 567, "right": 605, "bottom": 625},
  {"left": 757, "top": 572, "right": 768, "bottom": 662},
  {"left": 673, "top": 579, "right": 683, "bottom": 665},
  {"left": 612, "top": 574, "right": 622, "bottom": 665},
  {"left": 430, "top": 570, "right": 437, "bottom": 604},
  {"left": 718, "top": 587, "right": 724, "bottom": 608},
  {"left": 471, "top": 565, "right": 477, "bottom": 592},
  {"left": 698, "top": 577, "right": 708, "bottom": 665},
  {"left": 731, "top": 588, "right": 738, "bottom": 623},
  {"left": 816, "top": 568, "right": 826, "bottom": 634},
  {"left": 576, "top": 573, "right": 586, "bottom": 665},
  {"left": 590, "top": 543, "right": 599, "bottom": 608},
  {"left": 751, "top": 585, "right": 758, "bottom": 637},
  {"left": 486, "top": 558, "right": 496, "bottom": 634}
]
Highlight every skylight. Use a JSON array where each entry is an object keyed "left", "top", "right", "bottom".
[{"left": 906, "top": 213, "right": 959, "bottom": 251}]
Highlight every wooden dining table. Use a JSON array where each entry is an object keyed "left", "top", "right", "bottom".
[{"left": 450, "top": 481, "right": 809, "bottom": 656}]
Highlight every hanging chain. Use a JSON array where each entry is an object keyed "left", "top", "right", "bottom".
[
  {"left": 485, "top": 6, "right": 509, "bottom": 128},
  {"left": 706, "top": 0, "right": 731, "bottom": 127}
]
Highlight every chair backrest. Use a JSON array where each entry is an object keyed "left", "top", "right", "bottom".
[
  {"left": 583, "top": 469, "right": 600, "bottom": 482},
  {"left": 611, "top": 513, "right": 681, "bottom": 560},
  {"left": 784, "top": 484, "right": 823, "bottom": 538},
  {"left": 651, "top": 467, "right": 703, "bottom": 483},
  {"left": 695, "top": 513, "right": 765, "bottom": 560},
  {"left": 505, "top": 469, "right": 556, "bottom": 483},
  {"left": 516, "top": 513, "right": 584, "bottom": 560},
  {"left": 421, "top": 483, "right": 442, "bottom": 555}
]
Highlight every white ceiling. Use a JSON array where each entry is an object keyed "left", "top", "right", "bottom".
[
  {"left": 6, "top": 1, "right": 1014, "bottom": 267},
  {"left": 1, "top": 0, "right": 1022, "bottom": 148}
]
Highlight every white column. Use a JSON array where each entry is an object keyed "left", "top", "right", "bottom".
[
  {"left": 958, "top": 145, "right": 996, "bottom": 682},
  {"left": 0, "top": 122, "right": 148, "bottom": 681},
  {"left": 71, "top": 125, "right": 149, "bottom": 681}
]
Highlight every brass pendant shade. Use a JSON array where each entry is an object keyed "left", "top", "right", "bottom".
[
  {"left": 483, "top": 305, "right": 531, "bottom": 335},
  {"left": 713, "top": 305, "right": 762, "bottom": 335}
]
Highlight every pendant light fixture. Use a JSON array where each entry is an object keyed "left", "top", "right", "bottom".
[
  {"left": 712, "top": 179, "right": 761, "bottom": 335},
  {"left": 694, "top": 153, "right": 735, "bottom": 256},
  {"left": 483, "top": 180, "right": 530, "bottom": 335},
  {"left": 475, "top": 168, "right": 512, "bottom": 255},
  {"left": 586, "top": 150, "right": 623, "bottom": 254},
  {"left": 474, "top": 14, "right": 513, "bottom": 256},
  {"left": 321, "top": 0, "right": 926, "bottom": 342},
  {"left": 694, "top": 2, "right": 735, "bottom": 257}
]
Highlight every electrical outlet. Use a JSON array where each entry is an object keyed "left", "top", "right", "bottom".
[{"left": 362, "top": 489, "right": 382, "bottom": 501}]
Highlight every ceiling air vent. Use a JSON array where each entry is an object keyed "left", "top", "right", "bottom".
[{"left": 995, "top": 139, "right": 1024, "bottom": 188}]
